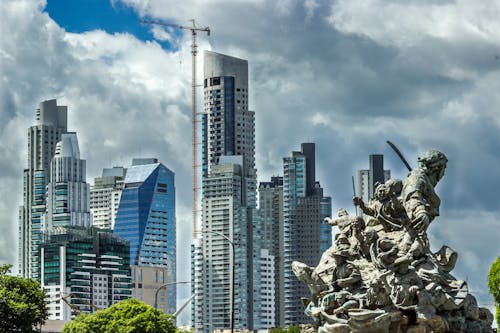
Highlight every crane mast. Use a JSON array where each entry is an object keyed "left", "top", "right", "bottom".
[{"left": 141, "top": 19, "right": 210, "bottom": 239}]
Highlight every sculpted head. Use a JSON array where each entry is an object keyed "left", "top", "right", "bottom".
[{"left": 417, "top": 150, "right": 448, "bottom": 182}]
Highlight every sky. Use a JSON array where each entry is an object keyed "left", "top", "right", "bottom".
[{"left": 1, "top": 0, "right": 499, "bottom": 326}]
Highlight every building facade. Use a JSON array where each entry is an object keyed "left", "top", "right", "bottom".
[
  {"left": 259, "top": 249, "right": 276, "bottom": 329},
  {"left": 357, "top": 154, "right": 391, "bottom": 204},
  {"left": 114, "top": 158, "right": 176, "bottom": 314},
  {"left": 40, "top": 227, "right": 131, "bottom": 321},
  {"left": 19, "top": 99, "right": 68, "bottom": 280},
  {"left": 258, "top": 176, "right": 283, "bottom": 327},
  {"left": 282, "top": 143, "right": 332, "bottom": 326},
  {"left": 90, "top": 167, "right": 126, "bottom": 230},
  {"left": 193, "top": 51, "right": 260, "bottom": 332},
  {"left": 42, "top": 132, "right": 91, "bottom": 232}
]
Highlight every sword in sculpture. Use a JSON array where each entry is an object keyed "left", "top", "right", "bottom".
[{"left": 386, "top": 140, "right": 412, "bottom": 172}]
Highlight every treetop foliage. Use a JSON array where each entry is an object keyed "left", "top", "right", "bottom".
[
  {"left": 0, "top": 264, "right": 48, "bottom": 333},
  {"left": 488, "top": 256, "right": 500, "bottom": 324},
  {"left": 62, "top": 298, "right": 176, "bottom": 333}
]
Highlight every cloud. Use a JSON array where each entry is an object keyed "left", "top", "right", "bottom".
[
  {"left": 1, "top": 0, "right": 500, "bottom": 325},
  {"left": 0, "top": 0, "right": 195, "bottom": 266}
]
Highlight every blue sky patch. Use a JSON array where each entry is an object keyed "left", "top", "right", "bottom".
[{"left": 45, "top": 0, "right": 176, "bottom": 50}]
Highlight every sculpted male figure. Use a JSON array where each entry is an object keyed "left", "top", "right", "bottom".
[{"left": 402, "top": 150, "right": 448, "bottom": 233}]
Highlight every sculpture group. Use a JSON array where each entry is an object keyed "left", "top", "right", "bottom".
[{"left": 293, "top": 150, "right": 494, "bottom": 333}]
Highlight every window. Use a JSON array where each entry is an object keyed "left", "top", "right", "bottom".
[
  {"left": 138, "top": 269, "right": 142, "bottom": 283},
  {"left": 210, "top": 77, "right": 221, "bottom": 86},
  {"left": 153, "top": 270, "right": 158, "bottom": 283},
  {"left": 159, "top": 270, "right": 164, "bottom": 283}
]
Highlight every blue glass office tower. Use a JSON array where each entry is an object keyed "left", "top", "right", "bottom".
[
  {"left": 282, "top": 143, "right": 332, "bottom": 326},
  {"left": 114, "top": 159, "right": 176, "bottom": 313}
]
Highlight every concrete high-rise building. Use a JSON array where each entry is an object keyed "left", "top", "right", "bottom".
[
  {"left": 40, "top": 226, "right": 131, "bottom": 321},
  {"left": 282, "top": 143, "right": 332, "bottom": 326},
  {"left": 193, "top": 51, "right": 259, "bottom": 332},
  {"left": 201, "top": 51, "right": 256, "bottom": 204},
  {"left": 90, "top": 167, "right": 126, "bottom": 230},
  {"left": 258, "top": 176, "right": 283, "bottom": 327},
  {"left": 42, "top": 133, "right": 91, "bottom": 232},
  {"left": 19, "top": 99, "right": 68, "bottom": 280},
  {"left": 259, "top": 249, "right": 276, "bottom": 329},
  {"left": 197, "top": 161, "right": 250, "bottom": 330},
  {"left": 357, "top": 154, "right": 391, "bottom": 203},
  {"left": 114, "top": 158, "right": 176, "bottom": 314}
]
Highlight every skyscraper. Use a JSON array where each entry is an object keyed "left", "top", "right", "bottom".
[
  {"left": 258, "top": 176, "right": 283, "bottom": 327},
  {"left": 42, "top": 132, "right": 91, "bottom": 231},
  {"left": 193, "top": 51, "right": 259, "bottom": 332},
  {"left": 357, "top": 154, "right": 391, "bottom": 203},
  {"left": 114, "top": 158, "right": 176, "bottom": 314},
  {"left": 19, "top": 99, "right": 67, "bottom": 280},
  {"left": 90, "top": 167, "right": 126, "bottom": 230},
  {"left": 198, "top": 161, "right": 249, "bottom": 329},
  {"left": 282, "top": 143, "right": 332, "bottom": 325}
]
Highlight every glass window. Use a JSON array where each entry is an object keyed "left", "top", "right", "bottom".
[{"left": 138, "top": 268, "right": 142, "bottom": 283}]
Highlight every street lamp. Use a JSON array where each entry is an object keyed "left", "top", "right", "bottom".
[
  {"left": 197, "top": 230, "right": 235, "bottom": 333},
  {"left": 154, "top": 281, "right": 191, "bottom": 310}
]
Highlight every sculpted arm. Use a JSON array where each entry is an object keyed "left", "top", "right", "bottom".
[{"left": 353, "top": 196, "right": 377, "bottom": 216}]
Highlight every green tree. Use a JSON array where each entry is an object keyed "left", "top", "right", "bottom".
[
  {"left": 0, "top": 264, "right": 48, "bottom": 332},
  {"left": 270, "top": 327, "right": 286, "bottom": 333},
  {"left": 287, "top": 325, "right": 301, "bottom": 333},
  {"left": 62, "top": 298, "right": 176, "bottom": 333},
  {"left": 489, "top": 256, "right": 500, "bottom": 324}
]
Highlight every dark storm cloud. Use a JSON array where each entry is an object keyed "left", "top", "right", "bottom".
[{"left": 1, "top": 0, "right": 499, "bottom": 324}]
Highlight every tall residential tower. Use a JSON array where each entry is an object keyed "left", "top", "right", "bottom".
[
  {"left": 258, "top": 176, "right": 283, "bottom": 327},
  {"left": 282, "top": 143, "right": 332, "bottom": 325},
  {"left": 90, "top": 167, "right": 126, "bottom": 230},
  {"left": 193, "top": 51, "right": 259, "bottom": 332},
  {"left": 19, "top": 99, "right": 67, "bottom": 280}
]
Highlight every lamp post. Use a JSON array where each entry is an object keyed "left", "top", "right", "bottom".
[
  {"left": 197, "top": 230, "right": 235, "bottom": 333},
  {"left": 154, "top": 281, "right": 191, "bottom": 310}
]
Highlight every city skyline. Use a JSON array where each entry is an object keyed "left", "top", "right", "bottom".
[{"left": 2, "top": 0, "right": 500, "bottom": 325}]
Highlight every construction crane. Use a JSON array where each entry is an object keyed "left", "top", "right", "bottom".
[{"left": 141, "top": 19, "right": 210, "bottom": 239}]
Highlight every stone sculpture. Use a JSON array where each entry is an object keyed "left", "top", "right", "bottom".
[{"left": 293, "top": 150, "right": 494, "bottom": 333}]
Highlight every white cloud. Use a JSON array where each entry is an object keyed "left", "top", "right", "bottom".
[
  {"left": 328, "top": 0, "right": 500, "bottom": 47},
  {"left": 1, "top": 0, "right": 500, "bottom": 326}
]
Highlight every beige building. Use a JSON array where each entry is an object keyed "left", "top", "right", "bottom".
[{"left": 131, "top": 265, "right": 170, "bottom": 313}]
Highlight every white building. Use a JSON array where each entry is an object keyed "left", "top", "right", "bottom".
[
  {"left": 357, "top": 154, "right": 391, "bottom": 204},
  {"left": 259, "top": 249, "right": 276, "bottom": 329},
  {"left": 42, "top": 132, "right": 91, "bottom": 231},
  {"left": 90, "top": 167, "right": 126, "bottom": 230}
]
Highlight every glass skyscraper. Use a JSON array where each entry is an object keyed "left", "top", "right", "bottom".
[
  {"left": 282, "top": 143, "right": 332, "bottom": 325},
  {"left": 114, "top": 158, "right": 176, "bottom": 314},
  {"left": 19, "top": 99, "right": 67, "bottom": 280}
]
